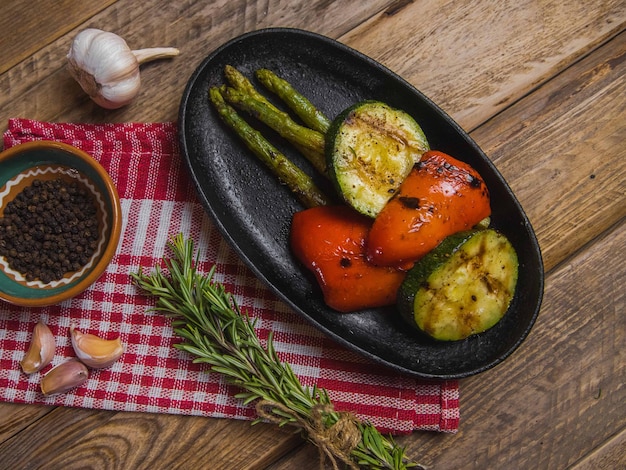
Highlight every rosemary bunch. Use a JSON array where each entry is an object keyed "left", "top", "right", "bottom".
[{"left": 131, "top": 234, "right": 423, "bottom": 470}]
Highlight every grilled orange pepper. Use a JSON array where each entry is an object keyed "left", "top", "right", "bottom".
[
  {"left": 290, "top": 205, "right": 406, "bottom": 312},
  {"left": 367, "top": 150, "right": 491, "bottom": 269}
]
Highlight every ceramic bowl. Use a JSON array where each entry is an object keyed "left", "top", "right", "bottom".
[{"left": 0, "top": 141, "right": 122, "bottom": 307}]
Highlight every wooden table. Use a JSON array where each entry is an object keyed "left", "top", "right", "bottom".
[{"left": 1, "top": 1, "right": 624, "bottom": 468}]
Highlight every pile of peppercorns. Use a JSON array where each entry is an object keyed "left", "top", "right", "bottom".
[{"left": 0, "top": 177, "right": 100, "bottom": 284}]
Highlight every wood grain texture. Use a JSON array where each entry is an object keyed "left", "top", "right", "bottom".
[
  {"left": 0, "top": 403, "right": 52, "bottom": 442},
  {"left": 269, "top": 218, "right": 626, "bottom": 470},
  {"left": 571, "top": 429, "right": 626, "bottom": 470},
  {"left": 1, "top": 0, "right": 625, "bottom": 468},
  {"left": 0, "top": 0, "right": 117, "bottom": 74},
  {"left": 339, "top": 0, "right": 626, "bottom": 131},
  {"left": 473, "top": 30, "right": 626, "bottom": 271},
  {"left": 0, "top": 0, "right": 392, "bottom": 136},
  {"left": 0, "top": 406, "right": 301, "bottom": 469},
  {"left": 263, "top": 27, "right": 626, "bottom": 470}
]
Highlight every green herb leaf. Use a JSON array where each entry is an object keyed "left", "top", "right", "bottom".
[{"left": 131, "top": 234, "right": 422, "bottom": 470}]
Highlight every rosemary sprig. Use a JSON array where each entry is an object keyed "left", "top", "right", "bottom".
[{"left": 131, "top": 234, "right": 424, "bottom": 470}]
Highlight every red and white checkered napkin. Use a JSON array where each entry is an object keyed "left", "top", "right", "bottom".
[{"left": 0, "top": 118, "right": 459, "bottom": 434}]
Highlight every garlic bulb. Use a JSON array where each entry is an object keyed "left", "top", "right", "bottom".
[{"left": 67, "top": 28, "right": 179, "bottom": 109}]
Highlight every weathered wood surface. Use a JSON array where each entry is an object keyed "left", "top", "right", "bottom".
[
  {"left": 1, "top": 0, "right": 117, "bottom": 75},
  {"left": 1, "top": 0, "right": 624, "bottom": 468}
]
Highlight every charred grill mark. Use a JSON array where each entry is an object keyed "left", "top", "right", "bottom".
[
  {"left": 340, "top": 257, "right": 352, "bottom": 268},
  {"left": 399, "top": 196, "right": 420, "bottom": 209},
  {"left": 468, "top": 174, "right": 482, "bottom": 188}
]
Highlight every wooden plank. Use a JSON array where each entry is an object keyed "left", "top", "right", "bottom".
[
  {"left": 472, "top": 30, "right": 626, "bottom": 271},
  {"left": 264, "top": 219, "right": 626, "bottom": 469},
  {"left": 413, "top": 220, "right": 625, "bottom": 469},
  {"left": 266, "top": 442, "right": 324, "bottom": 470},
  {"left": 0, "top": 0, "right": 395, "bottom": 461},
  {"left": 571, "top": 429, "right": 626, "bottom": 470},
  {"left": 0, "top": 407, "right": 117, "bottom": 466},
  {"left": 264, "top": 29, "right": 626, "bottom": 470},
  {"left": 1, "top": 0, "right": 117, "bottom": 74},
  {"left": 0, "top": 403, "right": 52, "bottom": 442},
  {"left": 0, "top": 1, "right": 624, "bottom": 468},
  {"left": 0, "top": 0, "right": 393, "bottom": 136},
  {"left": 0, "top": 406, "right": 301, "bottom": 469},
  {"left": 339, "top": 0, "right": 626, "bottom": 131},
  {"left": 2, "top": 1, "right": 625, "bottom": 136}
]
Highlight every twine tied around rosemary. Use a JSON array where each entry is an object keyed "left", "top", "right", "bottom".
[{"left": 256, "top": 400, "right": 362, "bottom": 470}]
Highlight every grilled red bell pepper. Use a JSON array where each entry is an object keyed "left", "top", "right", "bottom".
[
  {"left": 290, "top": 205, "right": 406, "bottom": 312},
  {"left": 367, "top": 150, "right": 491, "bottom": 269}
]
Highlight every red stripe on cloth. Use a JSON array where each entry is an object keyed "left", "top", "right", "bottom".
[{"left": 0, "top": 118, "right": 459, "bottom": 434}]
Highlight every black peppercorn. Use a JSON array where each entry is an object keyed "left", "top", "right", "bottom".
[{"left": 0, "top": 177, "right": 100, "bottom": 283}]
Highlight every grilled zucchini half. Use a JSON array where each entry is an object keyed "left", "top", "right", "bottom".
[
  {"left": 397, "top": 228, "right": 519, "bottom": 341},
  {"left": 326, "top": 100, "right": 429, "bottom": 217}
]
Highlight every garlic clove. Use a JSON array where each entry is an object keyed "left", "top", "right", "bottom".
[
  {"left": 40, "top": 359, "right": 89, "bottom": 396},
  {"left": 20, "top": 321, "right": 55, "bottom": 374},
  {"left": 66, "top": 28, "right": 179, "bottom": 109},
  {"left": 70, "top": 325, "right": 124, "bottom": 369}
]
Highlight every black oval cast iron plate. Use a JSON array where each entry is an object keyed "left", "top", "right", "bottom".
[{"left": 178, "top": 28, "right": 544, "bottom": 379}]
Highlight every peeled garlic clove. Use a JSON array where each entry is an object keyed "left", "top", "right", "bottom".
[
  {"left": 20, "top": 321, "right": 55, "bottom": 374},
  {"left": 40, "top": 359, "right": 89, "bottom": 396},
  {"left": 70, "top": 325, "right": 124, "bottom": 369},
  {"left": 66, "top": 28, "right": 179, "bottom": 109}
]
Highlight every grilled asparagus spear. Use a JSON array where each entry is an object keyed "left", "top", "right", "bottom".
[
  {"left": 221, "top": 87, "right": 326, "bottom": 157},
  {"left": 223, "top": 65, "right": 327, "bottom": 174},
  {"left": 209, "top": 86, "right": 330, "bottom": 208},
  {"left": 255, "top": 68, "right": 331, "bottom": 134}
]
